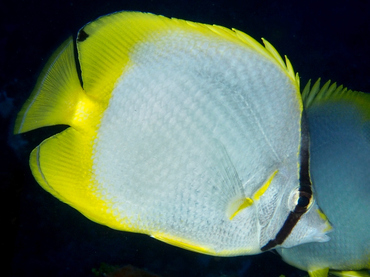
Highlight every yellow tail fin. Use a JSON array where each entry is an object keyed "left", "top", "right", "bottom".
[{"left": 14, "top": 37, "right": 84, "bottom": 134}]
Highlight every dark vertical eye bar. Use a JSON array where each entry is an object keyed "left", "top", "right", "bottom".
[
  {"left": 261, "top": 112, "right": 313, "bottom": 251},
  {"left": 298, "top": 112, "right": 313, "bottom": 198}
]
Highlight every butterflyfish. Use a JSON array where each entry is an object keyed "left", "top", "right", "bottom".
[
  {"left": 278, "top": 79, "right": 370, "bottom": 276},
  {"left": 14, "top": 11, "right": 330, "bottom": 256}
]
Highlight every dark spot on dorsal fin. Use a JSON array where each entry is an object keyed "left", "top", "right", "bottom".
[{"left": 77, "top": 29, "right": 89, "bottom": 42}]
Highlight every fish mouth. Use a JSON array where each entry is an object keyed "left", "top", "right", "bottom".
[{"left": 260, "top": 202, "right": 311, "bottom": 251}]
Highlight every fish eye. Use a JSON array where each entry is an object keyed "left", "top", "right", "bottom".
[
  {"left": 289, "top": 188, "right": 313, "bottom": 213},
  {"left": 295, "top": 191, "right": 313, "bottom": 213},
  {"left": 297, "top": 194, "right": 310, "bottom": 207}
]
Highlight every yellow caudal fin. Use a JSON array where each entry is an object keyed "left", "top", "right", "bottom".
[
  {"left": 14, "top": 37, "right": 85, "bottom": 134},
  {"left": 29, "top": 127, "right": 120, "bottom": 228}
]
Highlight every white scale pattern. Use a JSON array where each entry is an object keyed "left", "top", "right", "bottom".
[{"left": 92, "top": 30, "right": 300, "bottom": 252}]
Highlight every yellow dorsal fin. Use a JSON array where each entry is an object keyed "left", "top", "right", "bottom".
[
  {"left": 76, "top": 11, "right": 300, "bottom": 100},
  {"left": 261, "top": 38, "right": 299, "bottom": 91}
]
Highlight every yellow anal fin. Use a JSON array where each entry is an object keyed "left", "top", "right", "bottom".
[
  {"left": 14, "top": 37, "right": 87, "bottom": 134},
  {"left": 152, "top": 233, "right": 253, "bottom": 256},
  {"left": 29, "top": 127, "right": 117, "bottom": 227},
  {"left": 308, "top": 268, "right": 330, "bottom": 277},
  {"left": 152, "top": 233, "right": 212, "bottom": 255}
]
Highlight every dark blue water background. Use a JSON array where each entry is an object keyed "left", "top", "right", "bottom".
[{"left": 1, "top": 0, "right": 369, "bottom": 276}]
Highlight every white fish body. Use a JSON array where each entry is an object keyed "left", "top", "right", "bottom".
[{"left": 15, "top": 12, "right": 330, "bottom": 256}]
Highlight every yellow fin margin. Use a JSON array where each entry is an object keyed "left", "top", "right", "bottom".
[
  {"left": 152, "top": 233, "right": 253, "bottom": 256},
  {"left": 77, "top": 11, "right": 300, "bottom": 100},
  {"left": 151, "top": 234, "right": 212, "bottom": 255},
  {"left": 29, "top": 127, "right": 124, "bottom": 229},
  {"left": 261, "top": 38, "right": 300, "bottom": 91}
]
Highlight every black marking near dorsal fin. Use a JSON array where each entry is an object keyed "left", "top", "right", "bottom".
[{"left": 77, "top": 29, "right": 89, "bottom": 42}]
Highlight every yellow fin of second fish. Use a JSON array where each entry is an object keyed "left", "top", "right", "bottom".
[
  {"left": 29, "top": 127, "right": 121, "bottom": 228},
  {"left": 308, "top": 268, "right": 329, "bottom": 277},
  {"left": 330, "top": 270, "right": 370, "bottom": 277},
  {"left": 302, "top": 79, "right": 370, "bottom": 119},
  {"left": 308, "top": 268, "right": 370, "bottom": 277}
]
